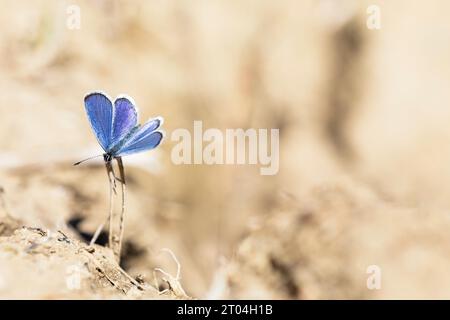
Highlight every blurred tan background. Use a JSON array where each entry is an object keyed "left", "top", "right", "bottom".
[{"left": 1, "top": 0, "right": 450, "bottom": 299}]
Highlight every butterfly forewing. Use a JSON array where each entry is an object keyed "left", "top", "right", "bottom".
[
  {"left": 112, "top": 96, "right": 138, "bottom": 147},
  {"left": 84, "top": 92, "right": 113, "bottom": 151}
]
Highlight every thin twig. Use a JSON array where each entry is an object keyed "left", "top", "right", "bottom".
[
  {"left": 90, "top": 219, "right": 106, "bottom": 246},
  {"left": 153, "top": 248, "right": 188, "bottom": 297},
  {"left": 116, "top": 157, "right": 126, "bottom": 262},
  {"left": 161, "top": 248, "right": 182, "bottom": 280},
  {"left": 105, "top": 161, "right": 116, "bottom": 257},
  {"left": 0, "top": 187, "right": 11, "bottom": 218}
]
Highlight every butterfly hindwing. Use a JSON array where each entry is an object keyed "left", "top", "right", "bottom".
[
  {"left": 117, "top": 131, "right": 164, "bottom": 156},
  {"left": 84, "top": 92, "right": 113, "bottom": 151},
  {"left": 115, "top": 117, "right": 164, "bottom": 156}
]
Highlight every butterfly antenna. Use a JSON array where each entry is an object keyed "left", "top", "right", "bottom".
[{"left": 73, "top": 154, "right": 104, "bottom": 166}]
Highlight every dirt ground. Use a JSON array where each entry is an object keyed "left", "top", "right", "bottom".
[{"left": 1, "top": 0, "right": 450, "bottom": 299}]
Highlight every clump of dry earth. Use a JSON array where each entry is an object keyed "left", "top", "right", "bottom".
[{"left": 0, "top": 211, "right": 187, "bottom": 299}]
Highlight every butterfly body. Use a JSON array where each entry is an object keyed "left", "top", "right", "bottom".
[
  {"left": 83, "top": 91, "right": 164, "bottom": 161},
  {"left": 107, "top": 126, "right": 140, "bottom": 157},
  {"left": 103, "top": 153, "right": 114, "bottom": 163}
]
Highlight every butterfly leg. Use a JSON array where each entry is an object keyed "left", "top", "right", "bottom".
[
  {"left": 105, "top": 162, "right": 118, "bottom": 195},
  {"left": 111, "top": 168, "right": 124, "bottom": 185}
]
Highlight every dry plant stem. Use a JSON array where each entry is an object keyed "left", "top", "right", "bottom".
[
  {"left": 89, "top": 218, "right": 107, "bottom": 246},
  {"left": 116, "top": 156, "right": 126, "bottom": 262},
  {"left": 153, "top": 248, "right": 188, "bottom": 297},
  {"left": 90, "top": 161, "right": 117, "bottom": 246},
  {"left": 105, "top": 160, "right": 117, "bottom": 258},
  {"left": 0, "top": 187, "right": 10, "bottom": 217},
  {"left": 101, "top": 158, "right": 126, "bottom": 263}
]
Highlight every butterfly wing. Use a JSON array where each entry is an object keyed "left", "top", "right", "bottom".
[
  {"left": 84, "top": 92, "right": 113, "bottom": 151},
  {"left": 112, "top": 96, "right": 138, "bottom": 146},
  {"left": 115, "top": 117, "right": 164, "bottom": 156}
]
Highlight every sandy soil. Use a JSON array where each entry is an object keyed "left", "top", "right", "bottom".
[{"left": 1, "top": 0, "right": 450, "bottom": 299}]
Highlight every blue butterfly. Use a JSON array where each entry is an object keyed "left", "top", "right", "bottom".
[{"left": 76, "top": 91, "right": 164, "bottom": 165}]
